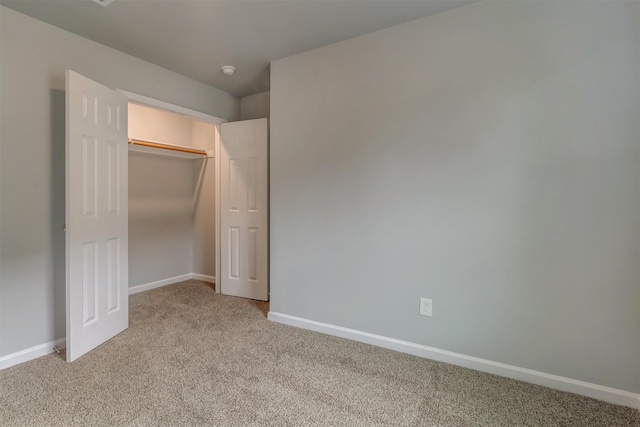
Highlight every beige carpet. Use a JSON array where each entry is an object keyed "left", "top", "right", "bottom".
[{"left": 0, "top": 280, "right": 638, "bottom": 426}]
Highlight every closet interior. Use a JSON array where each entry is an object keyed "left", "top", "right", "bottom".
[{"left": 127, "top": 103, "right": 216, "bottom": 290}]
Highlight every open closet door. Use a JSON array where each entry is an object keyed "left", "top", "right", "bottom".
[
  {"left": 220, "top": 119, "right": 269, "bottom": 301},
  {"left": 65, "top": 70, "right": 128, "bottom": 361}
]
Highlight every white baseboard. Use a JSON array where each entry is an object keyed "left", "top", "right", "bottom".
[
  {"left": 191, "top": 273, "right": 216, "bottom": 283},
  {"left": 0, "top": 273, "right": 216, "bottom": 372},
  {"left": 267, "top": 312, "right": 640, "bottom": 411},
  {"left": 128, "top": 273, "right": 193, "bottom": 295},
  {"left": 0, "top": 338, "right": 66, "bottom": 371},
  {"left": 129, "top": 273, "right": 215, "bottom": 295}
]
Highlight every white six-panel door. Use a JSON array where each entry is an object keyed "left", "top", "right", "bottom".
[
  {"left": 220, "top": 119, "right": 268, "bottom": 301},
  {"left": 66, "top": 70, "right": 129, "bottom": 361}
]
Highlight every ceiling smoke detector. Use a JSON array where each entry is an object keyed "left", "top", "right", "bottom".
[
  {"left": 90, "top": 0, "right": 115, "bottom": 6},
  {"left": 221, "top": 66, "right": 236, "bottom": 76}
]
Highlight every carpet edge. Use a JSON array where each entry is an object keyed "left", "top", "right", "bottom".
[{"left": 267, "top": 311, "right": 640, "bottom": 411}]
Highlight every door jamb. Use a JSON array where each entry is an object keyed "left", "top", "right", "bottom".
[{"left": 115, "top": 89, "right": 225, "bottom": 294}]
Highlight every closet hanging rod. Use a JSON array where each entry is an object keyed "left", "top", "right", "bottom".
[{"left": 128, "top": 138, "right": 207, "bottom": 156}]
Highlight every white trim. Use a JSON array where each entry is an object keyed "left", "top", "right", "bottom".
[
  {"left": 128, "top": 273, "right": 216, "bottom": 295},
  {"left": 0, "top": 338, "right": 66, "bottom": 371},
  {"left": 267, "top": 312, "right": 640, "bottom": 411},
  {"left": 116, "top": 89, "right": 227, "bottom": 125},
  {"left": 191, "top": 273, "right": 216, "bottom": 283},
  {"left": 128, "top": 273, "right": 193, "bottom": 295},
  {"left": 214, "top": 125, "right": 222, "bottom": 294}
]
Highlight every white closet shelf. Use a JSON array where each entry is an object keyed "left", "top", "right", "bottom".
[{"left": 128, "top": 138, "right": 211, "bottom": 159}]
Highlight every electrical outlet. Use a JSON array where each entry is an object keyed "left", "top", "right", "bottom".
[{"left": 419, "top": 298, "right": 432, "bottom": 317}]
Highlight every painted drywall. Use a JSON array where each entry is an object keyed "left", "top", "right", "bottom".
[
  {"left": 127, "top": 104, "right": 216, "bottom": 285},
  {"left": 129, "top": 103, "right": 193, "bottom": 146},
  {"left": 129, "top": 153, "right": 194, "bottom": 286},
  {"left": 270, "top": 0, "right": 640, "bottom": 393},
  {"left": 128, "top": 104, "right": 212, "bottom": 287},
  {"left": 0, "top": 6, "right": 238, "bottom": 357},
  {"left": 240, "top": 91, "right": 270, "bottom": 120},
  {"left": 192, "top": 121, "right": 217, "bottom": 278}
]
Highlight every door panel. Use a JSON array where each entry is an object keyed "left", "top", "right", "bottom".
[
  {"left": 220, "top": 119, "right": 268, "bottom": 301},
  {"left": 66, "top": 70, "right": 128, "bottom": 361}
]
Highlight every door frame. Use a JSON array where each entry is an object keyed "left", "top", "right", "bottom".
[{"left": 115, "top": 89, "right": 226, "bottom": 294}]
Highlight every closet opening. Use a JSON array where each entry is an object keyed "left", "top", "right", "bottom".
[
  {"left": 66, "top": 72, "right": 267, "bottom": 362},
  {"left": 122, "top": 93, "right": 225, "bottom": 297}
]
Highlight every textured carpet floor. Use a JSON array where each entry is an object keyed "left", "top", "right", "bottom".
[{"left": 0, "top": 280, "right": 638, "bottom": 426}]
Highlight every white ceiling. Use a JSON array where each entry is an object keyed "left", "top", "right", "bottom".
[{"left": 0, "top": 0, "right": 477, "bottom": 97}]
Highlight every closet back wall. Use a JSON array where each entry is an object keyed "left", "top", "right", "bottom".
[
  {"left": 128, "top": 105, "right": 195, "bottom": 287},
  {"left": 129, "top": 104, "right": 193, "bottom": 146},
  {"left": 191, "top": 121, "right": 216, "bottom": 280}
]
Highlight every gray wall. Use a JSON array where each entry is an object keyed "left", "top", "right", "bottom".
[
  {"left": 240, "top": 91, "right": 270, "bottom": 120},
  {"left": 0, "top": 6, "right": 238, "bottom": 357},
  {"left": 192, "top": 121, "right": 217, "bottom": 278},
  {"left": 270, "top": 1, "right": 640, "bottom": 393},
  {"left": 129, "top": 154, "right": 195, "bottom": 286},
  {"left": 127, "top": 103, "right": 193, "bottom": 287},
  {"left": 127, "top": 105, "right": 216, "bottom": 287}
]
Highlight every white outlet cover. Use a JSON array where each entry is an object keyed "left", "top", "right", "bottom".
[
  {"left": 419, "top": 298, "right": 432, "bottom": 317},
  {"left": 90, "top": 0, "right": 115, "bottom": 7}
]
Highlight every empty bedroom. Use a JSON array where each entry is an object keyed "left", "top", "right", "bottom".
[{"left": 0, "top": 0, "right": 639, "bottom": 425}]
